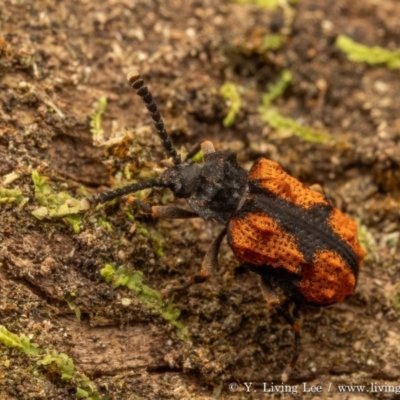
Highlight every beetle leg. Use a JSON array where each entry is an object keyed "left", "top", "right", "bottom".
[
  {"left": 133, "top": 200, "right": 198, "bottom": 219},
  {"left": 199, "top": 227, "right": 227, "bottom": 279},
  {"left": 187, "top": 227, "right": 227, "bottom": 284},
  {"left": 275, "top": 303, "right": 301, "bottom": 369},
  {"left": 258, "top": 276, "right": 280, "bottom": 307},
  {"left": 259, "top": 277, "right": 301, "bottom": 369}
]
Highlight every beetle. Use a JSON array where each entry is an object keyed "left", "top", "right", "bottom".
[{"left": 90, "top": 70, "right": 366, "bottom": 367}]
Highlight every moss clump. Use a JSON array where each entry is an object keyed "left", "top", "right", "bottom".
[
  {"left": 336, "top": 35, "right": 400, "bottom": 70},
  {"left": 101, "top": 264, "right": 189, "bottom": 339},
  {"left": 64, "top": 293, "right": 82, "bottom": 321},
  {"left": 355, "top": 218, "right": 377, "bottom": 262},
  {"left": 191, "top": 149, "right": 204, "bottom": 163},
  {"left": 261, "top": 34, "right": 286, "bottom": 51},
  {"left": 259, "top": 70, "right": 327, "bottom": 143},
  {"left": 31, "top": 170, "right": 84, "bottom": 233},
  {"left": 0, "top": 186, "right": 28, "bottom": 207},
  {"left": 0, "top": 326, "right": 100, "bottom": 399},
  {"left": 231, "top": 0, "right": 279, "bottom": 10},
  {"left": 97, "top": 216, "right": 113, "bottom": 232},
  {"left": 220, "top": 81, "right": 242, "bottom": 127},
  {"left": 0, "top": 325, "right": 39, "bottom": 356},
  {"left": 38, "top": 351, "right": 100, "bottom": 399},
  {"left": 126, "top": 212, "right": 165, "bottom": 257},
  {"left": 262, "top": 69, "right": 292, "bottom": 107},
  {"left": 260, "top": 108, "right": 327, "bottom": 143},
  {"left": 392, "top": 289, "right": 400, "bottom": 317},
  {"left": 90, "top": 96, "right": 107, "bottom": 144}
]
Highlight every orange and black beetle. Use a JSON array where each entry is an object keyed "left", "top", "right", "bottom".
[{"left": 91, "top": 71, "right": 366, "bottom": 367}]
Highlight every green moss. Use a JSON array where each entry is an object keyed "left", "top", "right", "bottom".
[
  {"left": 135, "top": 221, "right": 149, "bottom": 236},
  {"left": 231, "top": 0, "right": 279, "bottom": 10},
  {"left": 31, "top": 170, "right": 83, "bottom": 232},
  {"left": 100, "top": 264, "right": 189, "bottom": 339},
  {"left": 261, "top": 34, "right": 286, "bottom": 51},
  {"left": 101, "top": 265, "right": 163, "bottom": 305},
  {"left": 150, "top": 233, "right": 164, "bottom": 257},
  {"left": 32, "top": 170, "right": 51, "bottom": 203},
  {"left": 39, "top": 351, "right": 75, "bottom": 381},
  {"left": 0, "top": 326, "right": 100, "bottom": 399},
  {"left": 98, "top": 216, "right": 113, "bottom": 232},
  {"left": 65, "top": 294, "right": 82, "bottom": 321},
  {"left": 356, "top": 218, "right": 376, "bottom": 261},
  {"left": 38, "top": 351, "right": 100, "bottom": 399},
  {"left": 65, "top": 215, "right": 83, "bottom": 234},
  {"left": 392, "top": 289, "right": 400, "bottom": 316},
  {"left": 262, "top": 69, "right": 292, "bottom": 107},
  {"left": 220, "top": 81, "right": 242, "bottom": 127},
  {"left": 259, "top": 108, "right": 327, "bottom": 143},
  {"left": 259, "top": 70, "right": 327, "bottom": 143},
  {"left": 126, "top": 212, "right": 165, "bottom": 257},
  {"left": 90, "top": 96, "right": 107, "bottom": 143},
  {"left": 100, "top": 263, "right": 116, "bottom": 283},
  {"left": 0, "top": 325, "right": 39, "bottom": 356},
  {"left": 336, "top": 35, "right": 400, "bottom": 70},
  {"left": 0, "top": 186, "right": 28, "bottom": 207},
  {"left": 357, "top": 221, "right": 369, "bottom": 254},
  {"left": 191, "top": 149, "right": 203, "bottom": 163}
]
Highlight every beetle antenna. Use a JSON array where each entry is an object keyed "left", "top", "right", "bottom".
[
  {"left": 127, "top": 70, "right": 181, "bottom": 165},
  {"left": 88, "top": 179, "right": 171, "bottom": 205}
]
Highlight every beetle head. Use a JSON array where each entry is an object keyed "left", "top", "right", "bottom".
[{"left": 160, "top": 159, "right": 202, "bottom": 198}]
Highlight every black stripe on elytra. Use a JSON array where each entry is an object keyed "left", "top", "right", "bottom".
[{"left": 234, "top": 180, "right": 360, "bottom": 277}]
